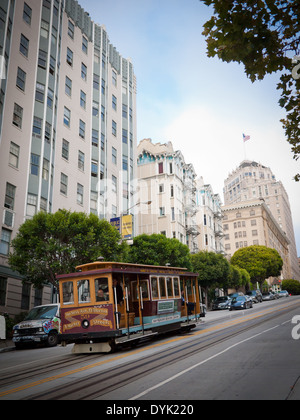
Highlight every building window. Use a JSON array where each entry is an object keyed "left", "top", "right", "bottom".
[
  {"left": 20, "top": 34, "right": 29, "bottom": 57},
  {"left": 40, "top": 20, "right": 49, "bottom": 38},
  {"left": 30, "top": 154, "right": 40, "bottom": 176},
  {"left": 65, "top": 76, "right": 72, "bottom": 96},
  {"left": 77, "top": 183, "right": 83, "bottom": 205},
  {"left": 60, "top": 173, "right": 68, "bottom": 196},
  {"left": 63, "top": 107, "right": 71, "bottom": 127},
  {"left": 112, "top": 95, "right": 117, "bottom": 111},
  {"left": 79, "top": 119, "right": 85, "bottom": 139},
  {"left": 122, "top": 104, "right": 128, "bottom": 119},
  {"left": 44, "top": 122, "right": 51, "bottom": 143},
  {"left": 158, "top": 162, "right": 163, "bottom": 174},
  {"left": 112, "top": 120, "right": 117, "bottom": 136},
  {"left": 122, "top": 155, "right": 128, "bottom": 171},
  {"left": 4, "top": 183, "right": 16, "bottom": 210},
  {"left": 82, "top": 35, "right": 88, "bottom": 54},
  {"left": 112, "top": 175, "right": 117, "bottom": 193},
  {"left": 47, "top": 88, "right": 54, "bottom": 108},
  {"left": 78, "top": 151, "right": 85, "bottom": 171},
  {"left": 159, "top": 207, "right": 165, "bottom": 217},
  {"left": 38, "top": 49, "right": 47, "bottom": 69},
  {"left": 13, "top": 103, "right": 23, "bottom": 128},
  {"left": 92, "top": 129, "right": 99, "bottom": 147},
  {"left": 101, "top": 78, "right": 105, "bottom": 94},
  {"left": 16, "top": 67, "right": 26, "bottom": 91},
  {"left": 93, "top": 73, "right": 99, "bottom": 90},
  {"left": 91, "top": 161, "right": 98, "bottom": 177},
  {"left": 26, "top": 194, "right": 37, "bottom": 217},
  {"left": 112, "top": 147, "right": 117, "bottom": 165},
  {"left": 35, "top": 82, "right": 45, "bottom": 102},
  {"left": 42, "top": 159, "right": 49, "bottom": 181},
  {"left": 23, "top": 2, "right": 32, "bottom": 25},
  {"left": 62, "top": 139, "right": 69, "bottom": 160},
  {"left": 92, "top": 101, "right": 99, "bottom": 117},
  {"left": 68, "top": 19, "right": 74, "bottom": 38},
  {"left": 0, "top": 229, "right": 11, "bottom": 256},
  {"left": 81, "top": 62, "right": 87, "bottom": 80},
  {"left": 112, "top": 70, "right": 117, "bottom": 86},
  {"left": 66, "top": 47, "right": 73, "bottom": 66},
  {"left": 122, "top": 129, "right": 128, "bottom": 144},
  {"left": 9, "top": 142, "right": 20, "bottom": 168},
  {"left": 80, "top": 90, "right": 86, "bottom": 109}
]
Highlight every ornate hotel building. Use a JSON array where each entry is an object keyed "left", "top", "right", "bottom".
[
  {"left": 223, "top": 161, "right": 299, "bottom": 281},
  {"left": 0, "top": 0, "right": 137, "bottom": 316},
  {"left": 137, "top": 139, "right": 199, "bottom": 253}
]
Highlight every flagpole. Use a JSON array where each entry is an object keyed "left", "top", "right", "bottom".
[{"left": 242, "top": 133, "right": 250, "bottom": 160}]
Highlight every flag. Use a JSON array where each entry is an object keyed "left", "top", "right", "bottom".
[{"left": 243, "top": 133, "right": 250, "bottom": 142}]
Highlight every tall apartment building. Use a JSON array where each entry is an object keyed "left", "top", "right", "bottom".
[
  {"left": 223, "top": 160, "right": 299, "bottom": 280},
  {"left": 195, "top": 177, "right": 224, "bottom": 254},
  {"left": 0, "top": 0, "right": 136, "bottom": 316},
  {"left": 137, "top": 139, "right": 199, "bottom": 253}
]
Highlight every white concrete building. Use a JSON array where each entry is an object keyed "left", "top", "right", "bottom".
[{"left": 0, "top": 0, "right": 137, "bottom": 316}]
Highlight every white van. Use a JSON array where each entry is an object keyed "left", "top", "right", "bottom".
[{"left": 13, "top": 304, "right": 60, "bottom": 349}]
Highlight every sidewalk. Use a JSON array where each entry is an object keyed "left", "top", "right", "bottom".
[{"left": 0, "top": 339, "right": 15, "bottom": 353}]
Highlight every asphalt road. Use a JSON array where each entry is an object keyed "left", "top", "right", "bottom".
[{"left": 0, "top": 297, "right": 299, "bottom": 403}]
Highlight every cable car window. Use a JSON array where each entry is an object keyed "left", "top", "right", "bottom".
[
  {"left": 95, "top": 277, "right": 109, "bottom": 302},
  {"left": 166, "top": 277, "right": 174, "bottom": 298},
  {"left": 77, "top": 279, "right": 91, "bottom": 303},
  {"left": 159, "top": 277, "right": 166, "bottom": 299},
  {"left": 151, "top": 277, "right": 159, "bottom": 299},
  {"left": 173, "top": 277, "right": 180, "bottom": 297},
  {"left": 62, "top": 281, "right": 74, "bottom": 305},
  {"left": 132, "top": 280, "right": 149, "bottom": 301}
]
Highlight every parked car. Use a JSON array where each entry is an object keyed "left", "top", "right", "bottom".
[
  {"left": 246, "top": 290, "right": 263, "bottom": 303},
  {"left": 279, "top": 290, "right": 289, "bottom": 297},
  {"left": 228, "top": 292, "right": 244, "bottom": 299},
  {"left": 262, "top": 292, "right": 275, "bottom": 301},
  {"left": 212, "top": 296, "right": 231, "bottom": 310},
  {"left": 13, "top": 304, "right": 60, "bottom": 349},
  {"left": 229, "top": 296, "right": 253, "bottom": 311}
]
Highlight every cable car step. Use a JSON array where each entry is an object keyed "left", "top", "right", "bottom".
[{"left": 115, "top": 331, "right": 158, "bottom": 345}]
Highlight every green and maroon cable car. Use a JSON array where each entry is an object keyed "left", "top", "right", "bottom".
[{"left": 58, "top": 261, "right": 204, "bottom": 353}]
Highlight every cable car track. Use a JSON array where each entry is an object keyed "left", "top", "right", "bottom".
[{"left": 20, "top": 300, "right": 299, "bottom": 400}]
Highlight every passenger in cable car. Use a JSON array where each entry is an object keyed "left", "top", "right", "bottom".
[{"left": 181, "top": 290, "right": 195, "bottom": 315}]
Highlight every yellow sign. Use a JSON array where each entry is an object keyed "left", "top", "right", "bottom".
[{"left": 122, "top": 215, "right": 133, "bottom": 239}]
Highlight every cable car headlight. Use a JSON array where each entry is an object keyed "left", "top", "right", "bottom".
[{"left": 82, "top": 319, "right": 90, "bottom": 329}]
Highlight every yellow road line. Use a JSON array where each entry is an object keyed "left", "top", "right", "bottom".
[{"left": 0, "top": 300, "right": 298, "bottom": 398}]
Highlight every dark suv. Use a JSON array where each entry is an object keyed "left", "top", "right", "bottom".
[{"left": 246, "top": 290, "right": 263, "bottom": 303}]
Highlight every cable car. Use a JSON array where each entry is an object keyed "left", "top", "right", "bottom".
[{"left": 57, "top": 261, "right": 204, "bottom": 353}]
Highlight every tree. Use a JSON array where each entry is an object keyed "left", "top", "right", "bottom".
[
  {"left": 281, "top": 279, "right": 300, "bottom": 295},
  {"left": 191, "top": 251, "right": 230, "bottom": 290},
  {"left": 227, "top": 265, "right": 250, "bottom": 291},
  {"left": 127, "top": 234, "right": 192, "bottom": 270},
  {"left": 9, "top": 210, "right": 128, "bottom": 288},
  {"left": 201, "top": 0, "right": 300, "bottom": 180},
  {"left": 230, "top": 245, "right": 283, "bottom": 288}
]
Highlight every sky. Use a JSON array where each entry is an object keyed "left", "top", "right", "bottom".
[{"left": 79, "top": 0, "right": 300, "bottom": 255}]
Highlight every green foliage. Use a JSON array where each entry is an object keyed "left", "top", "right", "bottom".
[
  {"left": 191, "top": 251, "right": 230, "bottom": 289},
  {"left": 227, "top": 265, "right": 250, "bottom": 290},
  {"left": 127, "top": 234, "right": 192, "bottom": 270},
  {"left": 230, "top": 245, "right": 283, "bottom": 286},
  {"left": 201, "top": 0, "right": 300, "bottom": 180},
  {"left": 9, "top": 210, "right": 128, "bottom": 288},
  {"left": 281, "top": 279, "right": 300, "bottom": 295}
]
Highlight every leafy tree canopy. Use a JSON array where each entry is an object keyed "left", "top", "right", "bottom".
[
  {"left": 201, "top": 0, "right": 300, "bottom": 180},
  {"left": 127, "top": 234, "right": 192, "bottom": 270},
  {"left": 191, "top": 251, "right": 230, "bottom": 289},
  {"left": 230, "top": 245, "right": 283, "bottom": 286},
  {"left": 281, "top": 279, "right": 300, "bottom": 295},
  {"left": 9, "top": 210, "right": 128, "bottom": 288}
]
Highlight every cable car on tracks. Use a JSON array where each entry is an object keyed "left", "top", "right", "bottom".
[{"left": 57, "top": 261, "right": 204, "bottom": 354}]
